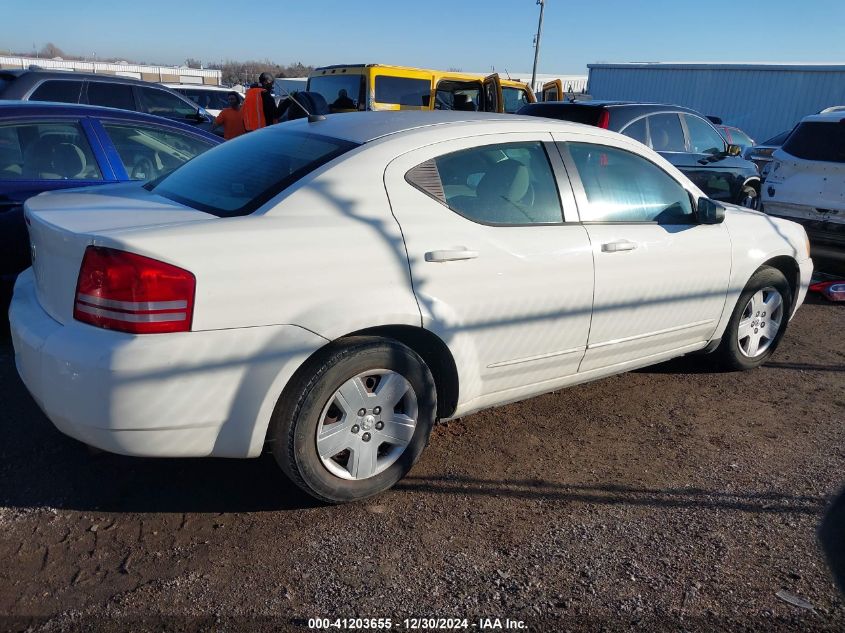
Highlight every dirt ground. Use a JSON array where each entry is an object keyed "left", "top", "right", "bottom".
[{"left": 1, "top": 295, "right": 843, "bottom": 633}]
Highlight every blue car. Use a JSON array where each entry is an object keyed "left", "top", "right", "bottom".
[{"left": 1, "top": 101, "right": 221, "bottom": 314}]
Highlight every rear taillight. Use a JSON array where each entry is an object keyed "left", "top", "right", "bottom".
[
  {"left": 597, "top": 110, "right": 610, "bottom": 129},
  {"left": 73, "top": 246, "right": 195, "bottom": 334}
]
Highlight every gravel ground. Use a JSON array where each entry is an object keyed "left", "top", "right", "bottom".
[{"left": 0, "top": 295, "right": 843, "bottom": 633}]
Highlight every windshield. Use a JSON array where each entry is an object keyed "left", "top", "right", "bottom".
[
  {"left": 308, "top": 74, "right": 364, "bottom": 112},
  {"left": 149, "top": 130, "right": 358, "bottom": 217},
  {"left": 782, "top": 121, "right": 845, "bottom": 163},
  {"left": 727, "top": 128, "right": 754, "bottom": 147},
  {"left": 502, "top": 87, "right": 531, "bottom": 114}
]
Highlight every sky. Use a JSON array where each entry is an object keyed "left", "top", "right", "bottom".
[{"left": 5, "top": 0, "right": 845, "bottom": 76}]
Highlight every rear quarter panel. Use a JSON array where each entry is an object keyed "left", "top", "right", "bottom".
[{"left": 90, "top": 146, "right": 422, "bottom": 337}]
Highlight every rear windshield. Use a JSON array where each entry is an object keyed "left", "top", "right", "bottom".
[
  {"left": 149, "top": 130, "right": 358, "bottom": 217},
  {"left": 763, "top": 130, "right": 792, "bottom": 146},
  {"left": 782, "top": 121, "right": 845, "bottom": 163},
  {"left": 518, "top": 103, "right": 605, "bottom": 126}
]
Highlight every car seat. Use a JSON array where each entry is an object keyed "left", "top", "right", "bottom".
[
  {"left": 22, "top": 136, "right": 87, "bottom": 180},
  {"left": 454, "top": 159, "right": 534, "bottom": 223}
]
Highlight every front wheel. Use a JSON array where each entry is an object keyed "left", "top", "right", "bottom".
[
  {"left": 717, "top": 267, "right": 791, "bottom": 371},
  {"left": 270, "top": 337, "right": 436, "bottom": 503},
  {"left": 739, "top": 185, "right": 759, "bottom": 209}
]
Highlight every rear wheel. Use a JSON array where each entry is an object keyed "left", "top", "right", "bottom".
[
  {"left": 270, "top": 337, "right": 436, "bottom": 503},
  {"left": 717, "top": 267, "right": 791, "bottom": 370}
]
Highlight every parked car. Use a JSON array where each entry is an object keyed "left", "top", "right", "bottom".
[
  {"left": 0, "top": 101, "right": 221, "bottom": 313},
  {"left": 718, "top": 125, "right": 755, "bottom": 152},
  {"left": 821, "top": 106, "right": 845, "bottom": 113},
  {"left": 10, "top": 112, "right": 812, "bottom": 503},
  {"left": 161, "top": 83, "right": 243, "bottom": 118},
  {"left": 518, "top": 101, "right": 762, "bottom": 208},
  {"left": 761, "top": 111, "right": 845, "bottom": 258},
  {"left": 744, "top": 129, "right": 793, "bottom": 178},
  {"left": 0, "top": 69, "right": 216, "bottom": 132}
]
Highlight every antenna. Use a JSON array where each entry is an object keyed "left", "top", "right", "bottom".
[
  {"left": 504, "top": 68, "right": 512, "bottom": 80},
  {"left": 274, "top": 82, "right": 326, "bottom": 123}
]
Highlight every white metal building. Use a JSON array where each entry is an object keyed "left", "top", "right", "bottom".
[
  {"left": 587, "top": 62, "right": 845, "bottom": 142},
  {"left": 0, "top": 55, "right": 221, "bottom": 86}
]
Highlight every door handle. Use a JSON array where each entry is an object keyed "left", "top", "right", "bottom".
[
  {"left": 601, "top": 240, "right": 638, "bottom": 253},
  {"left": 425, "top": 249, "right": 479, "bottom": 262}
]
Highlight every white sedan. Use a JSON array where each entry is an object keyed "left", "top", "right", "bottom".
[{"left": 10, "top": 112, "right": 813, "bottom": 503}]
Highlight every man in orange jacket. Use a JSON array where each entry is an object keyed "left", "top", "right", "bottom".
[{"left": 242, "top": 72, "right": 278, "bottom": 131}]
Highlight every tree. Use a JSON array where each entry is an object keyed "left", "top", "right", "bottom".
[
  {"left": 39, "top": 42, "right": 65, "bottom": 59},
  {"left": 185, "top": 58, "right": 202, "bottom": 69}
]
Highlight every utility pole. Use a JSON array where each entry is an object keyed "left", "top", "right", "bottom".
[{"left": 530, "top": 0, "right": 546, "bottom": 93}]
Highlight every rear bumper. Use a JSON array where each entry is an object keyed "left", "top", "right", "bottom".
[
  {"left": 762, "top": 204, "right": 845, "bottom": 247},
  {"left": 10, "top": 270, "right": 327, "bottom": 458}
]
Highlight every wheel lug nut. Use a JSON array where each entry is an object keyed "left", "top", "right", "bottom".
[
  {"left": 373, "top": 406, "right": 381, "bottom": 415},
  {"left": 375, "top": 421, "right": 384, "bottom": 430},
  {"left": 351, "top": 425, "right": 360, "bottom": 434},
  {"left": 362, "top": 432, "right": 371, "bottom": 442},
  {"left": 357, "top": 408, "right": 366, "bottom": 417},
  {"left": 754, "top": 328, "right": 758, "bottom": 334}
]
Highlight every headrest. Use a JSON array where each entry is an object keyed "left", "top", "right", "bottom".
[
  {"left": 477, "top": 159, "right": 530, "bottom": 203},
  {"left": 51, "top": 142, "right": 86, "bottom": 178}
]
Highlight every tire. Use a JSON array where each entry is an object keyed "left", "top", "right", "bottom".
[
  {"left": 717, "top": 266, "right": 792, "bottom": 371},
  {"left": 269, "top": 337, "right": 436, "bottom": 503},
  {"left": 739, "top": 185, "right": 759, "bottom": 209}
]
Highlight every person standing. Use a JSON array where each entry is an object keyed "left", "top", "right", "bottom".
[
  {"left": 212, "top": 92, "right": 246, "bottom": 140},
  {"left": 242, "top": 72, "right": 278, "bottom": 131}
]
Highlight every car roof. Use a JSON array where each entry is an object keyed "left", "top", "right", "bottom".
[
  {"left": 1, "top": 69, "right": 162, "bottom": 86},
  {"left": 278, "top": 110, "right": 621, "bottom": 144},
  {"left": 0, "top": 100, "right": 221, "bottom": 141},
  {"left": 161, "top": 83, "right": 234, "bottom": 91},
  {"left": 800, "top": 111, "right": 845, "bottom": 123},
  {"left": 526, "top": 100, "right": 701, "bottom": 114}
]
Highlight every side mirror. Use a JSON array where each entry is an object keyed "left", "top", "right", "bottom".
[
  {"left": 697, "top": 197, "right": 726, "bottom": 224},
  {"left": 726, "top": 144, "right": 742, "bottom": 157},
  {"left": 192, "top": 108, "right": 210, "bottom": 123}
]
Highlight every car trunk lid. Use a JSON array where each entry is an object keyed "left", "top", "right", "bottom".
[{"left": 24, "top": 183, "right": 215, "bottom": 325}]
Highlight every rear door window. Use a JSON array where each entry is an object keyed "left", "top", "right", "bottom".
[
  {"left": 30, "top": 80, "right": 84, "bottom": 103},
  {"left": 374, "top": 76, "right": 431, "bottom": 107},
  {"left": 86, "top": 82, "right": 136, "bottom": 111},
  {"left": 782, "top": 121, "right": 845, "bottom": 163},
  {"left": 102, "top": 122, "right": 214, "bottom": 181},
  {"left": 621, "top": 118, "right": 648, "bottom": 144},
  {"left": 137, "top": 87, "right": 198, "bottom": 118},
  {"left": 0, "top": 121, "right": 102, "bottom": 181},
  {"left": 408, "top": 141, "right": 563, "bottom": 225},
  {"left": 647, "top": 113, "right": 686, "bottom": 152}
]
